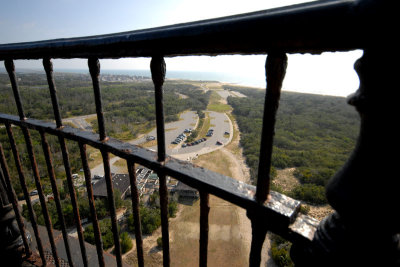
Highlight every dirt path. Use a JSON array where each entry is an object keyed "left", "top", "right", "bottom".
[
  {"left": 169, "top": 116, "right": 275, "bottom": 267},
  {"left": 218, "top": 131, "right": 275, "bottom": 267},
  {"left": 273, "top": 167, "right": 300, "bottom": 192}
]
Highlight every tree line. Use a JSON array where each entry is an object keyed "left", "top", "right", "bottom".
[{"left": 0, "top": 73, "right": 210, "bottom": 141}]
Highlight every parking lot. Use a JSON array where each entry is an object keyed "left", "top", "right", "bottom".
[
  {"left": 129, "top": 110, "right": 198, "bottom": 148},
  {"left": 168, "top": 111, "right": 231, "bottom": 156}
]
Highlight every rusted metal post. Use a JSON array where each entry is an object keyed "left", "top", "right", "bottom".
[
  {"left": 151, "top": 56, "right": 167, "bottom": 162},
  {"left": 43, "top": 58, "right": 63, "bottom": 128},
  {"left": 255, "top": 52, "right": 287, "bottom": 204},
  {"left": 88, "top": 57, "right": 122, "bottom": 267},
  {"left": 248, "top": 52, "right": 287, "bottom": 267},
  {"left": 127, "top": 161, "right": 144, "bottom": 267},
  {"left": 150, "top": 55, "right": 170, "bottom": 267},
  {"left": 58, "top": 136, "right": 88, "bottom": 267},
  {"left": 5, "top": 123, "right": 46, "bottom": 266},
  {"left": 40, "top": 131, "right": 74, "bottom": 267},
  {"left": 4, "top": 60, "right": 48, "bottom": 266},
  {"left": 41, "top": 58, "right": 75, "bottom": 267},
  {"left": 88, "top": 57, "right": 107, "bottom": 141},
  {"left": 4, "top": 60, "right": 25, "bottom": 120},
  {"left": 79, "top": 142, "right": 105, "bottom": 267},
  {"left": 101, "top": 150, "right": 123, "bottom": 267},
  {"left": 20, "top": 122, "right": 61, "bottom": 267}
]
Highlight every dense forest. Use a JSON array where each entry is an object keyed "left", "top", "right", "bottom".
[
  {"left": 226, "top": 85, "right": 360, "bottom": 205},
  {"left": 227, "top": 85, "right": 360, "bottom": 267}
]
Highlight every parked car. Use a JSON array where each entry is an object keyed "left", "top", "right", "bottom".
[
  {"left": 182, "top": 144, "right": 187, "bottom": 148},
  {"left": 216, "top": 141, "right": 223, "bottom": 145},
  {"left": 29, "top": 190, "right": 38, "bottom": 196},
  {"left": 146, "top": 135, "right": 156, "bottom": 141}
]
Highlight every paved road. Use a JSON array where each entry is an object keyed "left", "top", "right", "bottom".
[
  {"left": 90, "top": 156, "right": 121, "bottom": 178},
  {"left": 63, "top": 114, "right": 96, "bottom": 131}
]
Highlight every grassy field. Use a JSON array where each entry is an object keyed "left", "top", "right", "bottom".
[
  {"left": 207, "top": 103, "right": 232, "bottom": 113},
  {"left": 207, "top": 91, "right": 232, "bottom": 113},
  {"left": 197, "top": 112, "right": 211, "bottom": 139}
]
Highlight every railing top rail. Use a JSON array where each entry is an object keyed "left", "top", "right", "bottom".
[{"left": 0, "top": 0, "right": 391, "bottom": 60}]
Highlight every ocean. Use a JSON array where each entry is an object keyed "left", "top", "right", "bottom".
[
  {"left": 59, "top": 69, "right": 266, "bottom": 88},
  {"left": 0, "top": 67, "right": 265, "bottom": 89}
]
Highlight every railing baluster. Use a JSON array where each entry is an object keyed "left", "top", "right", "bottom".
[
  {"left": 5, "top": 123, "right": 46, "bottom": 266},
  {"left": 151, "top": 56, "right": 167, "bottom": 162},
  {"left": 127, "top": 161, "right": 144, "bottom": 267},
  {"left": 88, "top": 57, "right": 123, "bottom": 267},
  {"left": 255, "top": 52, "right": 287, "bottom": 203},
  {"left": 79, "top": 142, "right": 105, "bottom": 267},
  {"left": 43, "top": 58, "right": 63, "bottom": 128},
  {"left": 101, "top": 150, "right": 123, "bottom": 266},
  {"left": 58, "top": 136, "right": 88, "bottom": 267},
  {"left": 248, "top": 216, "right": 268, "bottom": 267},
  {"left": 7, "top": 59, "right": 63, "bottom": 266},
  {"left": 42, "top": 57, "right": 76, "bottom": 267},
  {"left": 199, "top": 191, "right": 210, "bottom": 267},
  {"left": 248, "top": 52, "right": 287, "bottom": 267},
  {"left": 158, "top": 173, "right": 170, "bottom": 266},
  {"left": 0, "top": 143, "right": 31, "bottom": 255},
  {"left": 5, "top": 60, "right": 51, "bottom": 265},
  {"left": 4, "top": 60, "right": 25, "bottom": 120},
  {"left": 40, "top": 57, "right": 89, "bottom": 266},
  {"left": 88, "top": 57, "right": 107, "bottom": 141},
  {"left": 151, "top": 55, "right": 170, "bottom": 267},
  {"left": 39, "top": 130, "right": 74, "bottom": 267},
  {"left": 21, "top": 126, "right": 60, "bottom": 267}
]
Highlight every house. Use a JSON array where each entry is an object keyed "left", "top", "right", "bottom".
[
  {"left": 92, "top": 173, "right": 131, "bottom": 200},
  {"left": 171, "top": 181, "right": 199, "bottom": 199}
]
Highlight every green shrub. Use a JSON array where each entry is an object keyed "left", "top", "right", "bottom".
[
  {"left": 120, "top": 232, "right": 133, "bottom": 254},
  {"left": 270, "top": 234, "right": 294, "bottom": 267},
  {"left": 128, "top": 206, "right": 161, "bottom": 235},
  {"left": 157, "top": 236, "right": 163, "bottom": 248},
  {"left": 168, "top": 201, "right": 178, "bottom": 218},
  {"left": 290, "top": 184, "right": 327, "bottom": 205}
]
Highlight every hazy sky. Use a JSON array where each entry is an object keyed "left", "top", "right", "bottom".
[{"left": 0, "top": 0, "right": 362, "bottom": 96}]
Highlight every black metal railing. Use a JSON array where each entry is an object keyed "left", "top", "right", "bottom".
[{"left": 0, "top": 0, "right": 397, "bottom": 266}]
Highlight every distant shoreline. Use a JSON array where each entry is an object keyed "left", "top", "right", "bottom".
[
  {"left": 0, "top": 67, "right": 350, "bottom": 97},
  {"left": 0, "top": 67, "right": 265, "bottom": 89}
]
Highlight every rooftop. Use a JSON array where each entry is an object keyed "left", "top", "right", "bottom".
[{"left": 92, "top": 174, "right": 130, "bottom": 198}]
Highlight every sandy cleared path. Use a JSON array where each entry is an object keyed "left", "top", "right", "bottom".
[
  {"left": 218, "top": 139, "right": 275, "bottom": 266},
  {"left": 168, "top": 115, "right": 275, "bottom": 267}
]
